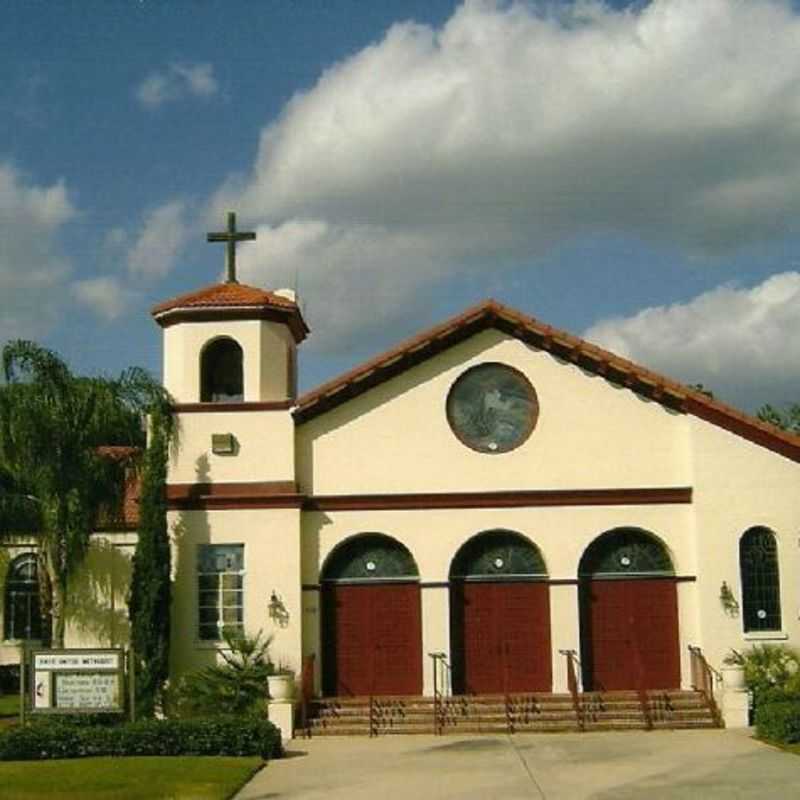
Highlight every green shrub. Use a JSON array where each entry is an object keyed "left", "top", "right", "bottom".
[
  {"left": 168, "top": 629, "right": 274, "bottom": 718},
  {"left": 755, "top": 700, "right": 800, "bottom": 743},
  {"left": 0, "top": 715, "right": 282, "bottom": 761},
  {"left": 29, "top": 712, "right": 127, "bottom": 728},
  {"left": 725, "top": 645, "right": 800, "bottom": 707}
]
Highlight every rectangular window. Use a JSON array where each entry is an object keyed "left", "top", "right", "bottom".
[{"left": 197, "top": 545, "right": 244, "bottom": 641}]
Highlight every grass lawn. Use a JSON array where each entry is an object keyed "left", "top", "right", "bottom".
[
  {"left": 0, "top": 694, "right": 19, "bottom": 717},
  {"left": 0, "top": 694, "right": 19, "bottom": 728},
  {"left": 771, "top": 741, "right": 800, "bottom": 756},
  {"left": 0, "top": 755, "right": 264, "bottom": 799}
]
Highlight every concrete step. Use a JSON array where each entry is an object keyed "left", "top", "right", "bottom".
[{"left": 306, "top": 690, "right": 720, "bottom": 736}]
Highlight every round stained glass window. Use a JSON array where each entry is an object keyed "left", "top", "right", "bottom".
[{"left": 446, "top": 363, "right": 538, "bottom": 453}]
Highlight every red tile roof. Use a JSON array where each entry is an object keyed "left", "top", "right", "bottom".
[
  {"left": 95, "top": 446, "right": 141, "bottom": 530},
  {"left": 294, "top": 299, "right": 800, "bottom": 464},
  {"left": 151, "top": 282, "right": 309, "bottom": 342},
  {"left": 118, "top": 470, "right": 140, "bottom": 529}
]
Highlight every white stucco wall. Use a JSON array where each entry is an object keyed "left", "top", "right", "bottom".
[
  {"left": 0, "top": 532, "right": 136, "bottom": 668},
  {"left": 297, "top": 331, "right": 692, "bottom": 495},
  {"left": 301, "top": 504, "right": 696, "bottom": 693},
  {"left": 163, "top": 318, "right": 292, "bottom": 404},
  {"left": 168, "top": 507, "right": 303, "bottom": 679},
  {"left": 296, "top": 327, "right": 800, "bottom": 691},
  {"left": 6, "top": 319, "right": 799, "bottom": 706},
  {"left": 169, "top": 409, "right": 294, "bottom": 484},
  {"left": 689, "top": 417, "right": 800, "bottom": 672}
]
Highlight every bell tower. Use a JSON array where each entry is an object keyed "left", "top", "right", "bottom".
[
  {"left": 152, "top": 212, "right": 307, "bottom": 408},
  {"left": 151, "top": 213, "right": 309, "bottom": 689},
  {"left": 150, "top": 211, "right": 309, "bottom": 484}
]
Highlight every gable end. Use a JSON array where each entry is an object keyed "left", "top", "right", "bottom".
[{"left": 294, "top": 299, "right": 800, "bottom": 464}]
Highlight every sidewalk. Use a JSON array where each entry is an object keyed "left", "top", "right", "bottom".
[{"left": 236, "top": 728, "right": 800, "bottom": 799}]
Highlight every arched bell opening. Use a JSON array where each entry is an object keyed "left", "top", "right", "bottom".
[
  {"left": 578, "top": 527, "right": 680, "bottom": 691},
  {"left": 449, "top": 529, "right": 552, "bottom": 694},
  {"left": 320, "top": 533, "right": 422, "bottom": 697},
  {"left": 200, "top": 337, "right": 244, "bottom": 403}
]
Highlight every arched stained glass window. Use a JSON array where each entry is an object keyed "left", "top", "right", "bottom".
[
  {"left": 4, "top": 554, "right": 42, "bottom": 641},
  {"left": 200, "top": 338, "right": 243, "bottom": 403},
  {"left": 450, "top": 530, "right": 547, "bottom": 580},
  {"left": 579, "top": 528, "right": 674, "bottom": 578},
  {"left": 321, "top": 534, "right": 419, "bottom": 583},
  {"left": 740, "top": 527, "right": 782, "bottom": 632}
]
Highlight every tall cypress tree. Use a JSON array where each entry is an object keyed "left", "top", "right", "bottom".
[{"left": 128, "top": 414, "right": 171, "bottom": 717}]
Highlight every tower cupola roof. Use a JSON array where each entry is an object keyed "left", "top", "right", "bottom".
[{"left": 151, "top": 281, "right": 309, "bottom": 342}]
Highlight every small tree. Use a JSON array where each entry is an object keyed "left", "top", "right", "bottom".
[
  {"left": 0, "top": 340, "right": 171, "bottom": 648},
  {"left": 128, "top": 406, "right": 172, "bottom": 717},
  {"left": 757, "top": 403, "right": 800, "bottom": 435},
  {"left": 170, "top": 629, "right": 274, "bottom": 717}
]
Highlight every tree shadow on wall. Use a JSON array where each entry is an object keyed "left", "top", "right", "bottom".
[
  {"left": 65, "top": 537, "right": 134, "bottom": 647},
  {"left": 170, "top": 453, "right": 216, "bottom": 674}
]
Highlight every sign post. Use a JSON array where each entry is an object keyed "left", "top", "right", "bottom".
[
  {"left": 19, "top": 645, "right": 26, "bottom": 725},
  {"left": 30, "top": 649, "right": 126, "bottom": 716}
]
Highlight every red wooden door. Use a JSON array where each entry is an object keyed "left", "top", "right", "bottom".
[
  {"left": 458, "top": 582, "right": 552, "bottom": 694},
  {"left": 581, "top": 578, "right": 680, "bottom": 691},
  {"left": 322, "top": 582, "right": 423, "bottom": 696}
]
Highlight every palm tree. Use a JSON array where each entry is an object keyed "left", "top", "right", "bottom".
[{"left": 0, "top": 340, "right": 172, "bottom": 648}]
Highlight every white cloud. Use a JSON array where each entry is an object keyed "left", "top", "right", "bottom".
[
  {"left": 136, "top": 62, "right": 218, "bottom": 109},
  {"left": 211, "top": 0, "right": 800, "bottom": 350},
  {"left": 72, "top": 201, "right": 188, "bottom": 325},
  {"left": 172, "top": 63, "right": 217, "bottom": 97},
  {"left": 71, "top": 277, "right": 134, "bottom": 322},
  {"left": 0, "top": 163, "right": 75, "bottom": 342},
  {"left": 583, "top": 272, "right": 800, "bottom": 410},
  {"left": 102, "top": 226, "right": 128, "bottom": 252},
  {"left": 126, "top": 200, "right": 189, "bottom": 279}
]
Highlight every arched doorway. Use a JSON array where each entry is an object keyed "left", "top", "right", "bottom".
[
  {"left": 579, "top": 528, "right": 680, "bottom": 691},
  {"left": 450, "top": 530, "right": 551, "bottom": 694},
  {"left": 321, "top": 534, "right": 422, "bottom": 696}
]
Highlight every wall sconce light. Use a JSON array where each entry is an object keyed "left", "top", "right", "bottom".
[
  {"left": 268, "top": 591, "right": 290, "bottom": 628},
  {"left": 719, "top": 581, "right": 740, "bottom": 617}
]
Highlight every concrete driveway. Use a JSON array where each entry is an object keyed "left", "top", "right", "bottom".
[{"left": 236, "top": 728, "right": 800, "bottom": 799}]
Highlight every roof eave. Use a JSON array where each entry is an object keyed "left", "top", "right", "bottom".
[
  {"left": 293, "top": 299, "right": 800, "bottom": 464},
  {"left": 152, "top": 303, "right": 310, "bottom": 343}
]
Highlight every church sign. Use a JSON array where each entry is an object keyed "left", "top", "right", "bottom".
[{"left": 31, "top": 649, "right": 125, "bottom": 714}]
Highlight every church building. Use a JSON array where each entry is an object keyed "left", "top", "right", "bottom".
[{"left": 2, "top": 216, "right": 800, "bottom": 731}]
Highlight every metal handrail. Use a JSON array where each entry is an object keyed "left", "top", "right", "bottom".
[
  {"left": 369, "top": 694, "right": 377, "bottom": 738},
  {"left": 689, "top": 645, "right": 723, "bottom": 684},
  {"left": 633, "top": 647, "right": 653, "bottom": 731},
  {"left": 688, "top": 645, "right": 723, "bottom": 727},
  {"left": 505, "top": 693, "right": 515, "bottom": 734},
  {"left": 559, "top": 649, "right": 584, "bottom": 731},
  {"left": 299, "top": 653, "right": 316, "bottom": 738},
  {"left": 428, "top": 652, "right": 452, "bottom": 734}
]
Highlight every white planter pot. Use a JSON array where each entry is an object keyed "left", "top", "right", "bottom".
[
  {"left": 721, "top": 665, "right": 746, "bottom": 691},
  {"left": 268, "top": 673, "right": 296, "bottom": 701}
]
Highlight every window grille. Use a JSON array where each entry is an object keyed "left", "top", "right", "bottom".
[
  {"left": 4, "top": 554, "right": 42, "bottom": 641},
  {"left": 579, "top": 528, "right": 674, "bottom": 578},
  {"left": 197, "top": 545, "right": 244, "bottom": 640},
  {"left": 321, "top": 533, "right": 418, "bottom": 583},
  {"left": 740, "top": 527, "right": 782, "bottom": 632},
  {"left": 450, "top": 529, "right": 547, "bottom": 580}
]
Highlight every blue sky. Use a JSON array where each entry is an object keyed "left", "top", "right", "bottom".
[{"left": 4, "top": 0, "right": 800, "bottom": 412}]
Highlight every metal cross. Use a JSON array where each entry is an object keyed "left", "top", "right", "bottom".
[{"left": 207, "top": 211, "right": 256, "bottom": 283}]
